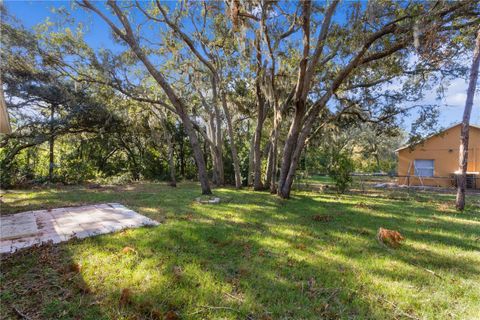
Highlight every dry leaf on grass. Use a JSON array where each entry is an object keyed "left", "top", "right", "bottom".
[
  {"left": 376, "top": 227, "right": 405, "bottom": 248},
  {"left": 122, "top": 246, "right": 136, "bottom": 254}
]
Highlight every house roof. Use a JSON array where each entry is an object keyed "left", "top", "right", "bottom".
[{"left": 395, "top": 123, "right": 480, "bottom": 152}]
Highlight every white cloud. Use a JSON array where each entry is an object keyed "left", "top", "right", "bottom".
[
  {"left": 402, "top": 76, "right": 480, "bottom": 129},
  {"left": 444, "top": 92, "right": 467, "bottom": 107}
]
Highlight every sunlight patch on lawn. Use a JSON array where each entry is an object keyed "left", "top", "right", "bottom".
[{"left": 2, "top": 183, "right": 480, "bottom": 319}]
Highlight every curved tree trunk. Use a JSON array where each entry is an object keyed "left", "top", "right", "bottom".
[
  {"left": 178, "top": 111, "right": 211, "bottom": 194},
  {"left": 1, "top": 142, "right": 41, "bottom": 187},
  {"left": 81, "top": 1, "right": 212, "bottom": 194},
  {"left": 278, "top": 101, "right": 306, "bottom": 198}
]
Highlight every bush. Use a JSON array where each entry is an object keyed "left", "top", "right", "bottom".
[
  {"left": 96, "top": 172, "right": 135, "bottom": 185},
  {"left": 56, "top": 158, "right": 99, "bottom": 184},
  {"left": 328, "top": 152, "right": 355, "bottom": 193}
]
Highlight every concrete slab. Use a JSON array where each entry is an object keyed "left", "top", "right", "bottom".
[
  {"left": 0, "top": 213, "right": 38, "bottom": 240},
  {"left": 0, "top": 203, "right": 159, "bottom": 254}
]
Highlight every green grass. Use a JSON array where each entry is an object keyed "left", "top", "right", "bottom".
[
  {"left": 1, "top": 182, "right": 479, "bottom": 319},
  {"left": 297, "top": 174, "right": 335, "bottom": 184},
  {"left": 296, "top": 174, "right": 395, "bottom": 187}
]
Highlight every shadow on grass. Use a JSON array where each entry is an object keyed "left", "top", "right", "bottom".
[
  {"left": 79, "top": 190, "right": 479, "bottom": 318},
  {"left": 0, "top": 242, "right": 108, "bottom": 319},
  {"left": 1, "top": 183, "right": 479, "bottom": 319}
]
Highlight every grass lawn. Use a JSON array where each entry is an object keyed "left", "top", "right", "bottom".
[
  {"left": 296, "top": 174, "right": 335, "bottom": 185},
  {"left": 295, "top": 174, "right": 395, "bottom": 187},
  {"left": 1, "top": 183, "right": 479, "bottom": 319}
]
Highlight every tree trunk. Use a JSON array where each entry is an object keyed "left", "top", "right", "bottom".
[
  {"left": 163, "top": 125, "right": 177, "bottom": 187},
  {"left": 456, "top": 29, "right": 480, "bottom": 211},
  {"left": 280, "top": 142, "right": 304, "bottom": 198},
  {"left": 178, "top": 128, "right": 185, "bottom": 178},
  {"left": 375, "top": 152, "right": 381, "bottom": 172},
  {"left": 278, "top": 100, "right": 306, "bottom": 197},
  {"left": 265, "top": 141, "right": 273, "bottom": 190},
  {"left": 167, "top": 140, "right": 176, "bottom": 187},
  {"left": 253, "top": 89, "right": 265, "bottom": 190},
  {"left": 279, "top": 125, "right": 313, "bottom": 198},
  {"left": 211, "top": 79, "right": 225, "bottom": 185},
  {"left": 206, "top": 110, "right": 220, "bottom": 185},
  {"left": 83, "top": 8, "right": 212, "bottom": 193},
  {"left": 48, "top": 104, "right": 55, "bottom": 182},
  {"left": 221, "top": 92, "right": 242, "bottom": 188},
  {"left": 120, "top": 137, "right": 140, "bottom": 180},
  {"left": 268, "top": 105, "right": 282, "bottom": 193},
  {"left": 1, "top": 140, "right": 48, "bottom": 187},
  {"left": 179, "top": 110, "right": 212, "bottom": 194},
  {"left": 253, "top": 32, "right": 266, "bottom": 191},
  {"left": 129, "top": 37, "right": 212, "bottom": 194},
  {"left": 209, "top": 145, "right": 219, "bottom": 185},
  {"left": 247, "top": 127, "right": 255, "bottom": 186},
  {"left": 277, "top": 1, "right": 311, "bottom": 198}
]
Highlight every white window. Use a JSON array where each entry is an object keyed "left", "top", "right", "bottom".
[{"left": 414, "top": 160, "right": 434, "bottom": 177}]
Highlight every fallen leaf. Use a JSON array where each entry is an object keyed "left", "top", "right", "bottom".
[
  {"left": 376, "top": 227, "right": 405, "bottom": 248},
  {"left": 122, "top": 246, "right": 136, "bottom": 254}
]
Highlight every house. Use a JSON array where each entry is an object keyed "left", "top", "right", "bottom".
[{"left": 396, "top": 123, "right": 480, "bottom": 189}]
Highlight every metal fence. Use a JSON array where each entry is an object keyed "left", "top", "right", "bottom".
[{"left": 296, "top": 172, "right": 479, "bottom": 189}]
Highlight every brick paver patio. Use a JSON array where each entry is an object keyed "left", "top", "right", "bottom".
[{"left": 0, "top": 203, "right": 159, "bottom": 254}]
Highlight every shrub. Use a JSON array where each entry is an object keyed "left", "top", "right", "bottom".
[{"left": 328, "top": 152, "right": 354, "bottom": 193}]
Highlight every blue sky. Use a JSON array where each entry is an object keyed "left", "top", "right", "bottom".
[{"left": 4, "top": 0, "right": 480, "bottom": 130}]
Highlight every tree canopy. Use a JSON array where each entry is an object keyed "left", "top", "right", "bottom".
[{"left": 1, "top": 0, "right": 479, "bottom": 196}]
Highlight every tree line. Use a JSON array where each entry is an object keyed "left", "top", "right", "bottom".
[{"left": 1, "top": 1, "right": 478, "bottom": 198}]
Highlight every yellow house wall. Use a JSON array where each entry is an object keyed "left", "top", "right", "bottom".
[{"left": 397, "top": 125, "right": 480, "bottom": 188}]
